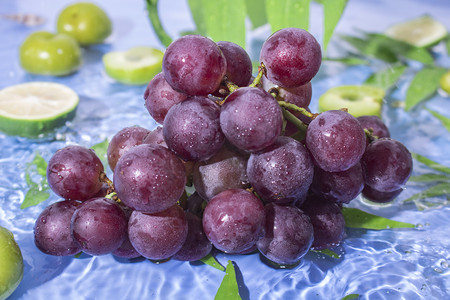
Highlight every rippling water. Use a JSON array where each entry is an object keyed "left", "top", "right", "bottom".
[{"left": 1, "top": 0, "right": 450, "bottom": 299}]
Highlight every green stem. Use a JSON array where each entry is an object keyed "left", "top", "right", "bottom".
[
  {"left": 282, "top": 108, "right": 308, "bottom": 139},
  {"left": 278, "top": 101, "right": 314, "bottom": 119},
  {"left": 225, "top": 79, "right": 239, "bottom": 93},
  {"left": 249, "top": 64, "right": 265, "bottom": 87},
  {"left": 146, "top": 0, "right": 173, "bottom": 47}
]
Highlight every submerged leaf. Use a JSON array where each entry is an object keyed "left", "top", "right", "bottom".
[
  {"left": 411, "top": 153, "right": 450, "bottom": 174},
  {"left": 322, "top": 0, "right": 348, "bottom": 54},
  {"left": 342, "top": 207, "right": 415, "bottom": 230},
  {"left": 341, "top": 294, "right": 360, "bottom": 300},
  {"left": 404, "top": 182, "right": 450, "bottom": 202},
  {"left": 427, "top": 108, "right": 450, "bottom": 132},
  {"left": 215, "top": 260, "right": 242, "bottom": 300},
  {"left": 22, "top": 152, "right": 50, "bottom": 209},
  {"left": 409, "top": 173, "right": 450, "bottom": 182},
  {"left": 405, "top": 67, "right": 447, "bottom": 111},
  {"left": 21, "top": 186, "right": 50, "bottom": 209},
  {"left": 200, "top": 254, "right": 225, "bottom": 271},
  {"left": 266, "top": 0, "right": 310, "bottom": 32},
  {"left": 312, "top": 248, "right": 341, "bottom": 259}
]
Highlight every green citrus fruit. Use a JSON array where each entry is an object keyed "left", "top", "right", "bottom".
[{"left": 0, "top": 226, "right": 24, "bottom": 300}]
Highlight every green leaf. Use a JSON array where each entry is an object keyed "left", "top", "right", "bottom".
[
  {"left": 426, "top": 108, "right": 450, "bottom": 132},
  {"left": 364, "top": 64, "right": 407, "bottom": 90},
  {"left": 404, "top": 66, "right": 447, "bottom": 111},
  {"left": 200, "top": 254, "right": 225, "bottom": 271},
  {"left": 341, "top": 294, "right": 360, "bottom": 300},
  {"left": 145, "top": 0, "right": 173, "bottom": 47},
  {"left": 214, "top": 260, "right": 242, "bottom": 300},
  {"left": 245, "top": 0, "right": 267, "bottom": 29},
  {"left": 404, "top": 182, "right": 450, "bottom": 203},
  {"left": 409, "top": 173, "right": 450, "bottom": 182},
  {"left": 446, "top": 36, "right": 450, "bottom": 56},
  {"left": 342, "top": 207, "right": 415, "bottom": 230},
  {"left": 411, "top": 152, "right": 450, "bottom": 174},
  {"left": 322, "top": 0, "right": 348, "bottom": 54},
  {"left": 312, "top": 248, "right": 341, "bottom": 259},
  {"left": 339, "top": 34, "right": 398, "bottom": 63},
  {"left": 324, "top": 56, "right": 369, "bottom": 65},
  {"left": 21, "top": 186, "right": 50, "bottom": 209},
  {"left": 91, "top": 138, "right": 109, "bottom": 167},
  {"left": 192, "top": 0, "right": 247, "bottom": 48},
  {"left": 28, "top": 152, "right": 48, "bottom": 177},
  {"left": 266, "top": 0, "right": 310, "bottom": 32}
]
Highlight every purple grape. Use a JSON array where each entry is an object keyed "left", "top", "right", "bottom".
[
  {"left": 260, "top": 28, "right": 322, "bottom": 88},
  {"left": 112, "top": 205, "right": 141, "bottom": 259},
  {"left": 47, "top": 145, "right": 104, "bottom": 200},
  {"left": 217, "top": 41, "right": 252, "bottom": 87},
  {"left": 247, "top": 136, "right": 314, "bottom": 205},
  {"left": 306, "top": 110, "right": 366, "bottom": 172},
  {"left": 107, "top": 126, "right": 151, "bottom": 171},
  {"left": 262, "top": 76, "right": 312, "bottom": 109},
  {"left": 361, "top": 138, "right": 412, "bottom": 192},
  {"left": 192, "top": 145, "right": 249, "bottom": 201},
  {"left": 172, "top": 212, "right": 212, "bottom": 261},
  {"left": 113, "top": 144, "right": 186, "bottom": 213},
  {"left": 163, "top": 96, "right": 224, "bottom": 161},
  {"left": 310, "top": 162, "right": 364, "bottom": 204},
  {"left": 257, "top": 203, "right": 314, "bottom": 266},
  {"left": 357, "top": 115, "right": 390, "bottom": 140},
  {"left": 361, "top": 185, "right": 403, "bottom": 204},
  {"left": 220, "top": 87, "right": 283, "bottom": 152},
  {"left": 71, "top": 197, "right": 128, "bottom": 256},
  {"left": 34, "top": 200, "right": 81, "bottom": 256},
  {"left": 300, "top": 196, "right": 346, "bottom": 250},
  {"left": 162, "top": 35, "right": 227, "bottom": 95},
  {"left": 202, "top": 189, "right": 265, "bottom": 254},
  {"left": 144, "top": 72, "right": 188, "bottom": 124},
  {"left": 142, "top": 126, "right": 166, "bottom": 147},
  {"left": 128, "top": 204, "right": 188, "bottom": 260},
  {"left": 185, "top": 192, "right": 207, "bottom": 217}
]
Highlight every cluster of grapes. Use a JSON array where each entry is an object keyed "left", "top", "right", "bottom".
[{"left": 33, "top": 28, "right": 413, "bottom": 267}]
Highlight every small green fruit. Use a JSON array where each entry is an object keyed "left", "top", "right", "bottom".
[
  {"left": 19, "top": 31, "right": 82, "bottom": 76},
  {"left": 57, "top": 2, "right": 112, "bottom": 46},
  {"left": 0, "top": 226, "right": 24, "bottom": 300},
  {"left": 103, "top": 46, "right": 164, "bottom": 85},
  {"left": 439, "top": 70, "right": 450, "bottom": 94},
  {"left": 318, "top": 85, "right": 385, "bottom": 117}
]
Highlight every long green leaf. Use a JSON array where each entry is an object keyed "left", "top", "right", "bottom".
[
  {"left": 322, "top": 0, "right": 348, "bottom": 54},
  {"left": 342, "top": 207, "right": 415, "bottom": 230},
  {"left": 245, "top": 0, "right": 267, "bottom": 29},
  {"left": 409, "top": 173, "right": 450, "bottom": 182},
  {"left": 427, "top": 108, "right": 450, "bottom": 132},
  {"left": 145, "top": 0, "right": 173, "bottom": 47},
  {"left": 215, "top": 261, "right": 242, "bottom": 300},
  {"left": 188, "top": 0, "right": 207, "bottom": 35},
  {"left": 405, "top": 66, "right": 447, "bottom": 111},
  {"left": 339, "top": 34, "right": 398, "bottom": 63},
  {"left": 200, "top": 254, "right": 225, "bottom": 271},
  {"left": 324, "top": 56, "right": 369, "bottom": 65},
  {"left": 198, "top": 0, "right": 247, "bottom": 48},
  {"left": 266, "top": 0, "right": 310, "bottom": 32},
  {"left": 411, "top": 152, "right": 450, "bottom": 174},
  {"left": 364, "top": 64, "right": 407, "bottom": 90},
  {"left": 404, "top": 182, "right": 450, "bottom": 202}
]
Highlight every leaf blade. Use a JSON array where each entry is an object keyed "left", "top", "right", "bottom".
[
  {"left": 21, "top": 186, "right": 50, "bottom": 209},
  {"left": 245, "top": 0, "right": 267, "bottom": 29},
  {"left": 426, "top": 108, "right": 450, "bottom": 133},
  {"left": 411, "top": 152, "right": 450, "bottom": 174},
  {"left": 342, "top": 207, "right": 415, "bottom": 230},
  {"left": 404, "top": 182, "right": 450, "bottom": 202},
  {"left": 200, "top": 254, "right": 225, "bottom": 271},
  {"left": 266, "top": 0, "right": 310, "bottom": 32},
  {"left": 409, "top": 173, "right": 450, "bottom": 183},
  {"left": 214, "top": 260, "right": 242, "bottom": 300},
  {"left": 364, "top": 63, "right": 407, "bottom": 90},
  {"left": 404, "top": 66, "right": 447, "bottom": 111},
  {"left": 322, "top": 0, "right": 348, "bottom": 54}
]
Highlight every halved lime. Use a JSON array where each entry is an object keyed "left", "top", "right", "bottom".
[
  {"left": 103, "top": 46, "right": 164, "bottom": 85},
  {"left": 0, "top": 82, "right": 79, "bottom": 137},
  {"left": 440, "top": 70, "right": 450, "bottom": 94},
  {"left": 385, "top": 15, "right": 448, "bottom": 48},
  {"left": 318, "top": 85, "right": 385, "bottom": 117}
]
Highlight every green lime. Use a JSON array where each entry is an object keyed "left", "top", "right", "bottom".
[
  {"left": 0, "top": 82, "right": 79, "bottom": 137},
  {"left": 440, "top": 70, "right": 450, "bottom": 94},
  {"left": 385, "top": 15, "right": 448, "bottom": 48},
  {"left": 103, "top": 46, "right": 163, "bottom": 85},
  {"left": 318, "top": 85, "right": 385, "bottom": 118},
  {"left": 0, "top": 226, "right": 24, "bottom": 300}
]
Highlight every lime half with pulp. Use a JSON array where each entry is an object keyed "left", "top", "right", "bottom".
[
  {"left": 385, "top": 15, "right": 448, "bottom": 48},
  {"left": 0, "top": 82, "right": 79, "bottom": 137}
]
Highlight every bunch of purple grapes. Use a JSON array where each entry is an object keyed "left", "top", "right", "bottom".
[{"left": 34, "top": 28, "right": 413, "bottom": 267}]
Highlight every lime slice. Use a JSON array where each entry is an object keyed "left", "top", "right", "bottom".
[
  {"left": 318, "top": 85, "right": 385, "bottom": 118},
  {"left": 103, "top": 46, "right": 163, "bottom": 85},
  {"left": 385, "top": 15, "right": 448, "bottom": 48},
  {"left": 0, "top": 82, "right": 79, "bottom": 137}
]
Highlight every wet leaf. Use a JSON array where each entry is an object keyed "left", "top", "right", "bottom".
[
  {"left": 404, "top": 66, "right": 447, "bottom": 111},
  {"left": 409, "top": 173, "right": 450, "bottom": 182},
  {"left": 200, "top": 253, "right": 225, "bottom": 271},
  {"left": 91, "top": 138, "right": 109, "bottom": 167},
  {"left": 364, "top": 63, "right": 407, "bottom": 90},
  {"left": 266, "top": 0, "right": 310, "bottom": 32},
  {"left": 21, "top": 186, "right": 50, "bottom": 209},
  {"left": 426, "top": 108, "right": 450, "bottom": 133},
  {"left": 342, "top": 207, "right": 415, "bottom": 230},
  {"left": 404, "top": 182, "right": 450, "bottom": 202},
  {"left": 312, "top": 248, "right": 341, "bottom": 259},
  {"left": 341, "top": 294, "right": 360, "bottom": 300},
  {"left": 411, "top": 153, "right": 450, "bottom": 174},
  {"left": 29, "top": 152, "right": 48, "bottom": 177},
  {"left": 22, "top": 152, "right": 50, "bottom": 209},
  {"left": 215, "top": 260, "right": 242, "bottom": 300},
  {"left": 322, "top": 0, "right": 348, "bottom": 54}
]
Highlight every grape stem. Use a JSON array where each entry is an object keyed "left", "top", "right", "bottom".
[
  {"left": 249, "top": 63, "right": 266, "bottom": 87},
  {"left": 99, "top": 171, "right": 115, "bottom": 195},
  {"left": 278, "top": 101, "right": 315, "bottom": 119},
  {"left": 225, "top": 79, "right": 239, "bottom": 93},
  {"left": 282, "top": 108, "right": 308, "bottom": 138}
]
